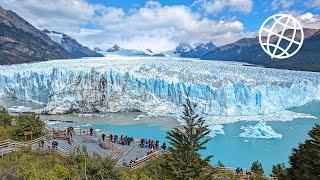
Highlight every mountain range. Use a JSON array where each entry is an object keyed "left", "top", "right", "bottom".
[
  {"left": 201, "top": 28, "right": 320, "bottom": 72},
  {"left": 97, "top": 44, "right": 167, "bottom": 57},
  {"left": 1, "top": 6, "right": 319, "bottom": 72},
  {"left": 43, "top": 30, "right": 102, "bottom": 58},
  {"left": 175, "top": 42, "right": 217, "bottom": 58},
  {"left": 0, "top": 7, "right": 102, "bottom": 65}
]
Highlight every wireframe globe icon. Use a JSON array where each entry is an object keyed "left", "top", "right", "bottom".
[{"left": 259, "top": 14, "right": 304, "bottom": 59}]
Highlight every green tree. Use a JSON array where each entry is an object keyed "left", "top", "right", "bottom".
[
  {"left": 217, "top": 160, "right": 225, "bottom": 168},
  {"left": 271, "top": 163, "right": 289, "bottom": 180},
  {"left": 251, "top": 160, "right": 264, "bottom": 176},
  {"left": 0, "top": 110, "right": 12, "bottom": 126},
  {"left": 73, "top": 149, "right": 122, "bottom": 180},
  {"left": 163, "top": 96, "right": 212, "bottom": 179},
  {"left": 288, "top": 124, "right": 320, "bottom": 179},
  {"left": 13, "top": 114, "right": 44, "bottom": 138}
]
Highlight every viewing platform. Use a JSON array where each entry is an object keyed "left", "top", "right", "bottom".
[{"left": 45, "top": 126, "right": 164, "bottom": 168}]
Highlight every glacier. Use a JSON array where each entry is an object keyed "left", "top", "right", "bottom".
[{"left": 0, "top": 56, "right": 320, "bottom": 120}]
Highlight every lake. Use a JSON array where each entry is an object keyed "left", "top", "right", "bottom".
[{"left": 26, "top": 100, "right": 319, "bottom": 175}]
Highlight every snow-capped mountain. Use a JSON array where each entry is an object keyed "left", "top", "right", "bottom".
[
  {"left": 175, "top": 42, "right": 217, "bottom": 58},
  {"left": 43, "top": 30, "right": 103, "bottom": 58},
  {"left": 0, "top": 7, "right": 70, "bottom": 65},
  {"left": 174, "top": 43, "right": 193, "bottom": 55},
  {"left": 98, "top": 44, "right": 166, "bottom": 57},
  {"left": 106, "top": 44, "right": 121, "bottom": 52},
  {"left": 0, "top": 6, "right": 102, "bottom": 65}
]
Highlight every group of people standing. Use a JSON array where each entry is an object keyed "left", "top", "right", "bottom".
[
  {"left": 235, "top": 167, "right": 253, "bottom": 176},
  {"left": 140, "top": 138, "right": 166, "bottom": 150},
  {"left": 101, "top": 133, "right": 134, "bottom": 146}
]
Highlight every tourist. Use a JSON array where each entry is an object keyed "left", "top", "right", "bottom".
[
  {"left": 140, "top": 138, "right": 144, "bottom": 147},
  {"left": 155, "top": 140, "right": 159, "bottom": 149},
  {"left": 114, "top": 135, "right": 118, "bottom": 142},
  {"left": 110, "top": 133, "right": 113, "bottom": 141},
  {"left": 67, "top": 126, "right": 70, "bottom": 135},
  {"left": 52, "top": 141, "right": 58, "bottom": 149},
  {"left": 236, "top": 167, "right": 240, "bottom": 175},
  {"left": 161, "top": 142, "right": 166, "bottom": 150},
  {"left": 90, "top": 127, "right": 93, "bottom": 136},
  {"left": 40, "top": 139, "right": 44, "bottom": 147},
  {"left": 102, "top": 133, "right": 106, "bottom": 141},
  {"left": 125, "top": 136, "right": 128, "bottom": 145}
]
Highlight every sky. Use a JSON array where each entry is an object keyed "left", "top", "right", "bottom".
[{"left": 0, "top": 0, "right": 319, "bottom": 51}]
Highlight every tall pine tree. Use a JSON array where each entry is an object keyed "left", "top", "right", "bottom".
[
  {"left": 288, "top": 124, "right": 320, "bottom": 179},
  {"left": 164, "top": 95, "right": 213, "bottom": 179}
]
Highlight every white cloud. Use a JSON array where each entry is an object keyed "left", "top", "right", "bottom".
[
  {"left": 193, "top": 0, "right": 253, "bottom": 14},
  {"left": 0, "top": 0, "right": 254, "bottom": 51},
  {"left": 309, "top": 0, "right": 320, "bottom": 8},
  {"left": 76, "top": 2, "right": 253, "bottom": 50},
  {"left": 296, "top": 12, "right": 320, "bottom": 29},
  {"left": 0, "top": 0, "right": 96, "bottom": 32},
  {"left": 271, "top": 0, "right": 295, "bottom": 10}
]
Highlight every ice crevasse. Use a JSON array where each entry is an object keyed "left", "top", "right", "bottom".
[{"left": 0, "top": 56, "right": 319, "bottom": 119}]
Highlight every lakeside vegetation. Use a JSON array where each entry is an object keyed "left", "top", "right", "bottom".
[
  {"left": 0, "top": 110, "right": 44, "bottom": 141},
  {"left": 0, "top": 100, "right": 319, "bottom": 179}
]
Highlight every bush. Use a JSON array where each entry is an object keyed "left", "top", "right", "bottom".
[
  {"left": 0, "top": 110, "right": 12, "bottom": 126},
  {"left": 271, "top": 163, "right": 289, "bottom": 180},
  {"left": 251, "top": 160, "right": 264, "bottom": 176},
  {"left": 13, "top": 114, "right": 45, "bottom": 139}
]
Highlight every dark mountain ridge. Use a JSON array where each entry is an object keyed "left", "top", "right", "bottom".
[
  {"left": 43, "top": 30, "right": 103, "bottom": 58},
  {"left": 0, "top": 7, "right": 102, "bottom": 65},
  {"left": 202, "top": 28, "right": 320, "bottom": 72}
]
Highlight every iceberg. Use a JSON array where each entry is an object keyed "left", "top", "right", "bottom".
[
  {"left": 208, "top": 124, "right": 225, "bottom": 137},
  {"left": 239, "top": 122, "right": 282, "bottom": 139},
  {"left": 0, "top": 56, "right": 319, "bottom": 120},
  {"left": 7, "top": 105, "right": 33, "bottom": 113}
]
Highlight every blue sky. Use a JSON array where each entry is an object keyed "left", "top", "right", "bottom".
[
  {"left": 87, "top": 0, "right": 319, "bottom": 31},
  {"left": 0, "top": 0, "right": 319, "bottom": 50}
]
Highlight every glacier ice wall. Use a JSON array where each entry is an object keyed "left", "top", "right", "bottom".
[{"left": 0, "top": 56, "right": 320, "bottom": 117}]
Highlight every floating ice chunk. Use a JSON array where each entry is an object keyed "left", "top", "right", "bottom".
[
  {"left": 81, "top": 123, "right": 92, "bottom": 127},
  {"left": 209, "top": 124, "right": 225, "bottom": 137},
  {"left": 78, "top": 113, "right": 93, "bottom": 117},
  {"left": 134, "top": 114, "right": 146, "bottom": 121},
  {"left": 239, "top": 122, "right": 282, "bottom": 139},
  {"left": 8, "top": 106, "right": 32, "bottom": 113},
  {"left": 45, "top": 121, "right": 61, "bottom": 125}
]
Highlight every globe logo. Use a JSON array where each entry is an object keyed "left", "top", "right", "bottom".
[{"left": 259, "top": 14, "right": 304, "bottom": 59}]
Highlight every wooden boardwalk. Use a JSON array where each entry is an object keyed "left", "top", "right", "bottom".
[
  {"left": 0, "top": 126, "right": 277, "bottom": 179},
  {"left": 0, "top": 126, "right": 163, "bottom": 168}
]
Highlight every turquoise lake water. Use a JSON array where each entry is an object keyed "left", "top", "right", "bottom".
[{"left": 2, "top": 99, "right": 319, "bottom": 175}]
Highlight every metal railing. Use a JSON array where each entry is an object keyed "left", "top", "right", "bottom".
[
  {"left": 53, "top": 146, "right": 70, "bottom": 157},
  {"left": 0, "top": 132, "right": 52, "bottom": 157},
  {"left": 126, "top": 150, "right": 162, "bottom": 170}
]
